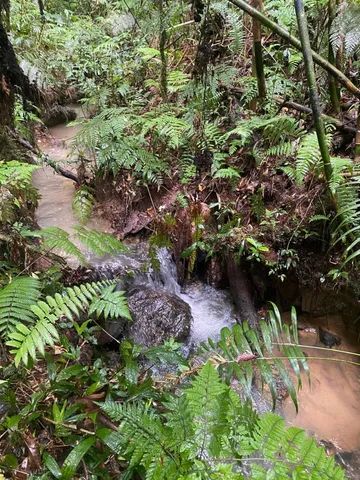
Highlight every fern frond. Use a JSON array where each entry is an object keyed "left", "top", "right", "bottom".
[
  {"left": 213, "top": 167, "right": 241, "bottom": 180},
  {"left": 7, "top": 309, "right": 59, "bottom": 367},
  {"left": 72, "top": 186, "right": 95, "bottom": 224},
  {"left": 0, "top": 161, "right": 37, "bottom": 187},
  {"left": 330, "top": 1, "right": 360, "bottom": 56},
  {"left": 88, "top": 285, "right": 131, "bottom": 320},
  {"left": 6, "top": 280, "right": 120, "bottom": 366},
  {"left": 39, "top": 227, "right": 86, "bottom": 264},
  {"left": 74, "top": 226, "right": 126, "bottom": 257},
  {"left": 0, "top": 277, "right": 40, "bottom": 338},
  {"left": 167, "top": 70, "right": 190, "bottom": 93},
  {"left": 200, "top": 304, "right": 307, "bottom": 408},
  {"left": 248, "top": 413, "right": 346, "bottom": 479}
]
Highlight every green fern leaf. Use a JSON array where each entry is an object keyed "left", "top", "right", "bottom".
[
  {"left": 39, "top": 227, "right": 86, "bottom": 264},
  {"left": 74, "top": 226, "right": 126, "bottom": 257},
  {"left": 0, "top": 277, "right": 40, "bottom": 338},
  {"left": 72, "top": 186, "right": 95, "bottom": 224},
  {"left": 88, "top": 285, "right": 131, "bottom": 320}
]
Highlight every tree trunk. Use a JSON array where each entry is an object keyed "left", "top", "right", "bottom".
[
  {"left": 0, "top": 21, "right": 15, "bottom": 127},
  {"left": 158, "top": 0, "right": 168, "bottom": 101},
  {"left": 294, "top": 0, "right": 333, "bottom": 186},
  {"left": 0, "top": 20, "right": 36, "bottom": 127},
  {"left": 228, "top": 0, "right": 360, "bottom": 99},
  {"left": 252, "top": 0, "right": 266, "bottom": 101},
  {"left": 355, "top": 105, "right": 360, "bottom": 163},
  {"left": 226, "top": 255, "right": 259, "bottom": 327},
  {"left": 328, "top": 0, "right": 340, "bottom": 113}
]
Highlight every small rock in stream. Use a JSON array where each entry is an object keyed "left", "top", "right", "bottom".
[{"left": 319, "top": 327, "right": 341, "bottom": 348}]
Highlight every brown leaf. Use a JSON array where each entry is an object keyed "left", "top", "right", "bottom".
[{"left": 22, "top": 432, "right": 41, "bottom": 471}]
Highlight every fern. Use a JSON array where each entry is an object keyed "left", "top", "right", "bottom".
[
  {"left": 6, "top": 280, "right": 129, "bottom": 366},
  {"left": 39, "top": 227, "right": 86, "bottom": 264},
  {"left": 330, "top": 1, "right": 360, "bottom": 56},
  {"left": 248, "top": 413, "right": 346, "bottom": 479},
  {"left": 200, "top": 304, "right": 307, "bottom": 409},
  {"left": 88, "top": 285, "right": 131, "bottom": 320},
  {"left": 0, "top": 277, "right": 40, "bottom": 338},
  {"left": 211, "top": 2, "right": 245, "bottom": 51},
  {"left": 0, "top": 161, "right": 37, "bottom": 187},
  {"left": 74, "top": 226, "right": 126, "bottom": 257},
  {"left": 213, "top": 167, "right": 241, "bottom": 181},
  {"left": 167, "top": 70, "right": 190, "bottom": 93},
  {"left": 331, "top": 163, "right": 360, "bottom": 266},
  {"left": 100, "top": 362, "right": 345, "bottom": 480},
  {"left": 7, "top": 307, "right": 60, "bottom": 367},
  {"left": 72, "top": 186, "right": 95, "bottom": 224}
]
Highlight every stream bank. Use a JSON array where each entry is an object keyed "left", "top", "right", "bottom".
[{"left": 33, "top": 114, "right": 360, "bottom": 478}]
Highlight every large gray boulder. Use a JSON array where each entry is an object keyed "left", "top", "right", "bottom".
[{"left": 127, "top": 288, "right": 192, "bottom": 347}]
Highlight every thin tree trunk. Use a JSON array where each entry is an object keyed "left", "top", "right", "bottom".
[
  {"left": 0, "top": 21, "right": 15, "bottom": 127},
  {"left": 228, "top": 0, "right": 360, "bottom": 99},
  {"left": 355, "top": 105, "right": 360, "bottom": 163},
  {"left": 328, "top": 0, "right": 340, "bottom": 113},
  {"left": 294, "top": 0, "right": 333, "bottom": 185},
  {"left": 252, "top": 0, "right": 266, "bottom": 100},
  {"left": 158, "top": 0, "right": 168, "bottom": 101}
]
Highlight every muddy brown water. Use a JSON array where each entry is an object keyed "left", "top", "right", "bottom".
[
  {"left": 283, "top": 314, "right": 360, "bottom": 477},
  {"left": 33, "top": 115, "right": 360, "bottom": 477}
]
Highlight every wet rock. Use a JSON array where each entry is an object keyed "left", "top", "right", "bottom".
[
  {"left": 43, "top": 106, "right": 77, "bottom": 127},
  {"left": 319, "top": 327, "right": 341, "bottom": 348},
  {"left": 127, "top": 287, "right": 192, "bottom": 347}
]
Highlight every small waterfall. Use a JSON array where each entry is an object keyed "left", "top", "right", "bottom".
[
  {"left": 151, "top": 248, "right": 237, "bottom": 344},
  {"left": 92, "top": 246, "right": 237, "bottom": 346}
]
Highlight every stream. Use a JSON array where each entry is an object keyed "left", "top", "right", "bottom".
[{"left": 33, "top": 115, "right": 360, "bottom": 478}]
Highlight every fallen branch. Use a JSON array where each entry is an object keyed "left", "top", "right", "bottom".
[
  {"left": 276, "top": 98, "right": 356, "bottom": 134},
  {"left": 7, "top": 128, "right": 80, "bottom": 184},
  {"left": 43, "top": 155, "right": 80, "bottom": 184},
  {"left": 228, "top": 0, "right": 360, "bottom": 99}
]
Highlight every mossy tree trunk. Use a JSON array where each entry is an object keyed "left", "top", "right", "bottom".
[
  {"left": 252, "top": 0, "right": 266, "bottom": 101},
  {"left": 0, "top": 17, "right": 39, "bottom": 161},
  {"left": 294, "top": 0, "right": 333, "bottom": 186}
]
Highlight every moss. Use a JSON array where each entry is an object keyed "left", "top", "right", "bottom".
[{"left": 0, "top": 131, "right": 27, "bottom": 162}]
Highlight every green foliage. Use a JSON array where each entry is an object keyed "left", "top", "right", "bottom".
[
  {"left": 72, "top": 186, "right": 95, "bottom": 224},
  {"left": 100, "top": 362, "right": 345, "bottom": 480},
  {"left": 6, "top": 279, "right": 130, "bottom": 366},
  {"left": 201, "top": 303, "right": 307, "bottom": 409},
  {"left": 37, "top": 226, "right": 126, "bottom": 264},
  {"left": 330, "top": 1, "right": 360, "bottom": 56},
  {"left": 88, "top": 284, "right": 131, "bottom": 320},
  {"left": 74, "top": 226, "right": 126, "bottom": 257},
  {"left": 39, "top": 227, "right": 86, "bottom": 264},
  {"left": 0, "top": 277, "right": 40, "bottom": 337},
  {"left": 0, "top": 161, "right": 38, "bottom": 222}
]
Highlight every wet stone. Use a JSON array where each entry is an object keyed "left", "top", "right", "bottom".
[{"left": 127, "top": 287, "right": 192, "bottom": 347}]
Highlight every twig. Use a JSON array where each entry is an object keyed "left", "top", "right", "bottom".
[{"left": 43, "top": 417, "right": 96, "bottom": 436}]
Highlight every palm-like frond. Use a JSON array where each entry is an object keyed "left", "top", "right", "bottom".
[{"left": 330, "top": 1, "right": 360, "bottom": 56}]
